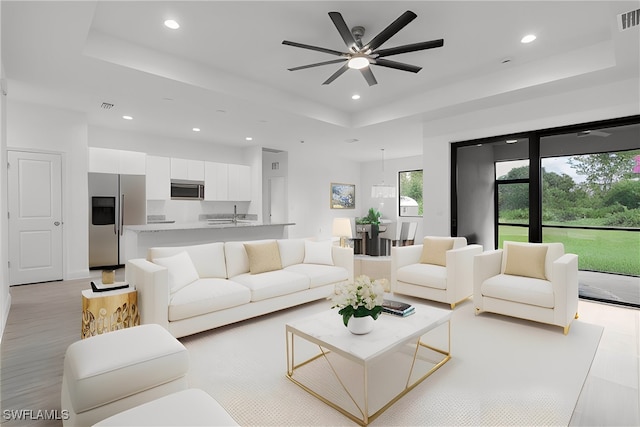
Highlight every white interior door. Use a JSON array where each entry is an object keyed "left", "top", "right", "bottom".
[
  {"left": 269, "top": 177, "right": 286, "bottom": 224},
  {"left": 8, "top": 151, "right": 63, "bottom": 285}
]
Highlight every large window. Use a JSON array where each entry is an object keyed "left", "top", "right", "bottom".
[
  {"left": 452, "top": 116, "right": 640, "bottom": 308},
  {"left": 540, "top": 149, "right": 640, "bottom": 276},
  {"left": 399, "top": 170, "right": 423, "bottom": 217}
]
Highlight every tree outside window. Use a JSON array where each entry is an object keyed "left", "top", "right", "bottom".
[{"left": 399, "top": 170, "right": 423, "bottom": 217}]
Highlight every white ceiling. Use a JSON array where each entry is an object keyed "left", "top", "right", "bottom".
[{"left": 2, "top": 1, "right": 638, "bottom": 162}]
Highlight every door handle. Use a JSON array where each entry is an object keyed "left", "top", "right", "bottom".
[{"left": 54, "top": 221, "right": 60, "bottom": 226}]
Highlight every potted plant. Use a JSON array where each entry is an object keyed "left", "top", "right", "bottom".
[
  {"left": 356, "top": 207, "right": 381, "bottom": 225},
  {"left": 330, "top": 275, "right": 386, "bottom": 334}
]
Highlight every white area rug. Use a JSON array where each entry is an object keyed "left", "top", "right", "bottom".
[{"left": 181, "top": 299, "right": 602, "bottom": 426}]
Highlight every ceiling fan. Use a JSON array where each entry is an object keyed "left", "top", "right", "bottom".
[{"left": 282, "top": 10, "right": 444, "bottom": 86}]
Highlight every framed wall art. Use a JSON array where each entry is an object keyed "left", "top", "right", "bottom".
[{"left": 330, "top": 183, "right": 355, "bottom": 209}]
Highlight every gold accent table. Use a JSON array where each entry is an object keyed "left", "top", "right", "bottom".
[
  {"left": 286, "top": 302, "right": 451, "bottom": 426},
  {"left": 81, "top": 288, "right": 140, "bottom": 339}
]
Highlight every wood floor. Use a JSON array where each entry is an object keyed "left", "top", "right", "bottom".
[{"left": 1, "top": 273, "right": 638, "bottom": 426}]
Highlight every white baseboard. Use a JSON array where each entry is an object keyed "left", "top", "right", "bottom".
[
  {"left": 65, "top": 269, "right": 90, "bottom": 281},
  {"left": 0, "top": 292, "right": 12, "bottom": 342}
]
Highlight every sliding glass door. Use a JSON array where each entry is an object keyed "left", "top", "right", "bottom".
[{"left": 451, "top": 116, "right": 640, "bottom": 307}]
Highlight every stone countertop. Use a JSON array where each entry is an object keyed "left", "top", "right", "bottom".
[{"left": 124, "top": 221, "right": 295, "bottom": 232}]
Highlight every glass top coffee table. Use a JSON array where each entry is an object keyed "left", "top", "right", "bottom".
[{"left": 285, "top": 302, "right": 451, "bottom": 425}]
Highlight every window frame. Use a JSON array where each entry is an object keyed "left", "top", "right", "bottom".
[{"left": 398, "top": 169, "right": 423, "bottom": 218}]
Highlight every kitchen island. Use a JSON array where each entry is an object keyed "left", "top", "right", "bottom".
[{"left": 123, "top": 221, "right": 295, "bottom": 260}]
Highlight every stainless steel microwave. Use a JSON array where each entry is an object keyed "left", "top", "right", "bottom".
[{"left": 170, "top": 181, "right": 204, "bottom": 200}]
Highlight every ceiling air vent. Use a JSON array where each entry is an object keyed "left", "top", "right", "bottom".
[
  {"left": 617, "top": 9, "right": 640, "bottom": 31},
  {"left": 100, "top": 102, "right": 114, "bottom": 109}
]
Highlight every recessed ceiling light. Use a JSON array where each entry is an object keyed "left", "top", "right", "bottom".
[
  {"left": 506, "top": 139, "right": 518, "bottom": 144},
  {"left": 192, "top": 128, "right": 200, "bottom": 132},
  {"left": 351, "top": 94, "right": 361, "bottom": 100},
  {"left": 122, "top": 115, "right": 133, "bottom": 120},
  {"left": 245, "top": 137, "right": 253, "bottom": 141},
  {"left": 521, "top": 34, "right": 536, "bottom": 43},
  {"left": 164, "top": 19, "right": 180, "bottom": 30}
]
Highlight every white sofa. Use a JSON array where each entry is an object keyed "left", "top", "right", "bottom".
[
  {"left": 391, "top": 236, "right": 482, "bottom": 309},
  {"left": 473, "top": 241, "right": 579, "bottom": 334},
  {"left": 126, "top": 238, "right": 353, "bottom": 338}
]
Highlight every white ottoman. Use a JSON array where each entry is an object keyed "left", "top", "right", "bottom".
[
  {"left": 61, "top": 324, "right": 190, "bottom": 427},
  {"left": 94, "top": 389, "right": 238, "bottom": 426}
]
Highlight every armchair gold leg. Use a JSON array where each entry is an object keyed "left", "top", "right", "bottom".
[
  {"left": 575, "top": 312, "right": 579, "bottom": 319},
  {"left": 450, "top": 303, "right": 456, "bottom": 310},
  {"left": 563, "top": 325, "right": 570, "bottom": 335}
]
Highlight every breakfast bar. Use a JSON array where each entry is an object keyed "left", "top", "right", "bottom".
[{"left": 122, "top": 221, "right": 295, "bottom": 260}]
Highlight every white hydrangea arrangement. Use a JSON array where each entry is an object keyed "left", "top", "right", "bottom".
[{"left": 330, "top": 275, "right": 387, "bottom": 326}]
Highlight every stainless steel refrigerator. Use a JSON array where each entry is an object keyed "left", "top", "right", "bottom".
[{"left": 89, "top": 173, "right": 146, "bottom": 268}]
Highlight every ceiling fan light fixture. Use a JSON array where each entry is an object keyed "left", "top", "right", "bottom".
[
  {"left": 164, "top": 19, "right": 180, "bottom": 30},
  {"left": 348, "top": 56, "right": 370, "bottom": 69}
]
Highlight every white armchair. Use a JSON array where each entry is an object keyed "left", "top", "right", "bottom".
[
  {"left": 391, "top": 236, "right": 482, "bottom": 309},
  {"left": 473, "top": 241, "right": 579, "bottom": 334}
]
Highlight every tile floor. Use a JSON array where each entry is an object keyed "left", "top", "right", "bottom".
[{"left": 570, "top": 299, "right": 640, "bottom": 426}]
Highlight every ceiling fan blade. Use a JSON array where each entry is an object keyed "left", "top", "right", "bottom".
[
  {"left": 282, "top": 40, "right": 346, "bottom": 57},
  {"left": 375, "top": 39, "right": 444, "bottom": 58},
  {"left": 373, "top": 58, "right": 422, "bottom": 73},
  {"left": 363, "top": 10, "right": 417, "bottom": 52},
  {"left": 328, "top": 12, "right": 359, "bottom": 51},
  {"left": 288, "top": 59, "right": 347, "bottom": 71},
  {"left": 322, "top": 63, "right": 350, "bottom": 85},
  {"left": 360, "top": 67, "right": 378, "bottom": 86}
]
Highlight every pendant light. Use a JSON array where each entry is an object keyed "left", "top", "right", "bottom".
[{"left": 371, "top": 149, "right": 396, "bottom": 198}]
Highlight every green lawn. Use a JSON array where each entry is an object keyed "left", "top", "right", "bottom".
[{"left": 499, "top": 225, "right": 640, "bottom": 276}]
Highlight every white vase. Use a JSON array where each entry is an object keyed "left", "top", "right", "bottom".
[{"left": 347, "top": 315, "right": 375, "bottom": 335}]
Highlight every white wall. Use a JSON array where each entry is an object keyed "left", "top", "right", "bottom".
[
  {"left": 7, "top": 100, "right": 89, "bottom": 281},
  {"left": 0, "top": 0, "right": 9, "bottom": 339},
  {"left": 422, "top": 77, "right": 640, "bottom": 241},
  {"left": 287, "top": 145, "right": 361, "bottom": 240}
]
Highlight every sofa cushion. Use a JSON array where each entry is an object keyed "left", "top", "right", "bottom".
[
  {"left": 152, "top": 251, "right": 199, "bottom": 294},
  {"left": 94, "top": 389, "right": 239, "bottom": 427},
  {"left": 224, "top": 240, "right": 275, "bottom": 278},
  {"left": 244, "top": 241, "right": 282, "bottom": 274},
  {"left": 481, "top": 273, "right": 554, "bottom": 308},
  {"left": 420, "top": 237, "right": 454, "bottom": 266},
  {"left": 284, "top": 264, "right": 348, "bottom": 289},
  {"left": 503, "top": 242, "right": 548, "bottom": 280},
  {"left": 397, "top": 263, "right": 447, "bottom": 290},
  {"left": 303, "top": 240, "right": 333, "bottom": 265},
  {"left": 149, "top": 243, "right": 227, "bottom": 279},
  {"left": 168, "top": 278, "right": 251, "bottom": 322},
  {"left": 230, "top": 270, "right": 310, "bottom": 301},
  {"left": 277, "top": 239, "right": 306, "bottom": 267}
]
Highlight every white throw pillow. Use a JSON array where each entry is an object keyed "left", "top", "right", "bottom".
[
  {"left": 153, "top": 251, "right": 199, "bottom": 294},
  {"left": 303, "top": 240, "right": 333, "bottom": 265}
]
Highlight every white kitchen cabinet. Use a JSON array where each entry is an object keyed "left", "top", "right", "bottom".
[
  {"left": 88, "top": 148, "right": 145, "bottom": 175},
  {"left": 171, "top": 158, "right": 204, "bottom": 181},
  {"left": 227, "top": 164, "right": 251, "bottom": 201},
  {"left": 204, "top": 162, "right": 228, "bottom": 201},
  {"left": 146, "top": 156, "right": 171, "bottom": 200}
]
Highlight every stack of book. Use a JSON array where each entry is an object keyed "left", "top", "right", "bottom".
[
  {"left": 90, "top": 280, "right": 130, "bottom": 293},
  {"left": 382, "top": 299, "right": 415, "bottom": 317}
]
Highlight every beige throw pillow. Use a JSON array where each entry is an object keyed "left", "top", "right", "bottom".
[
  {"left": 244, "top": 241, "right": 282, "bottom": 274},
  {"left": 503, "top": 243, "right": 548, "bottom": 280},
  {"left": 420, "top": 237, "right": 455, "bottom": 266}
]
